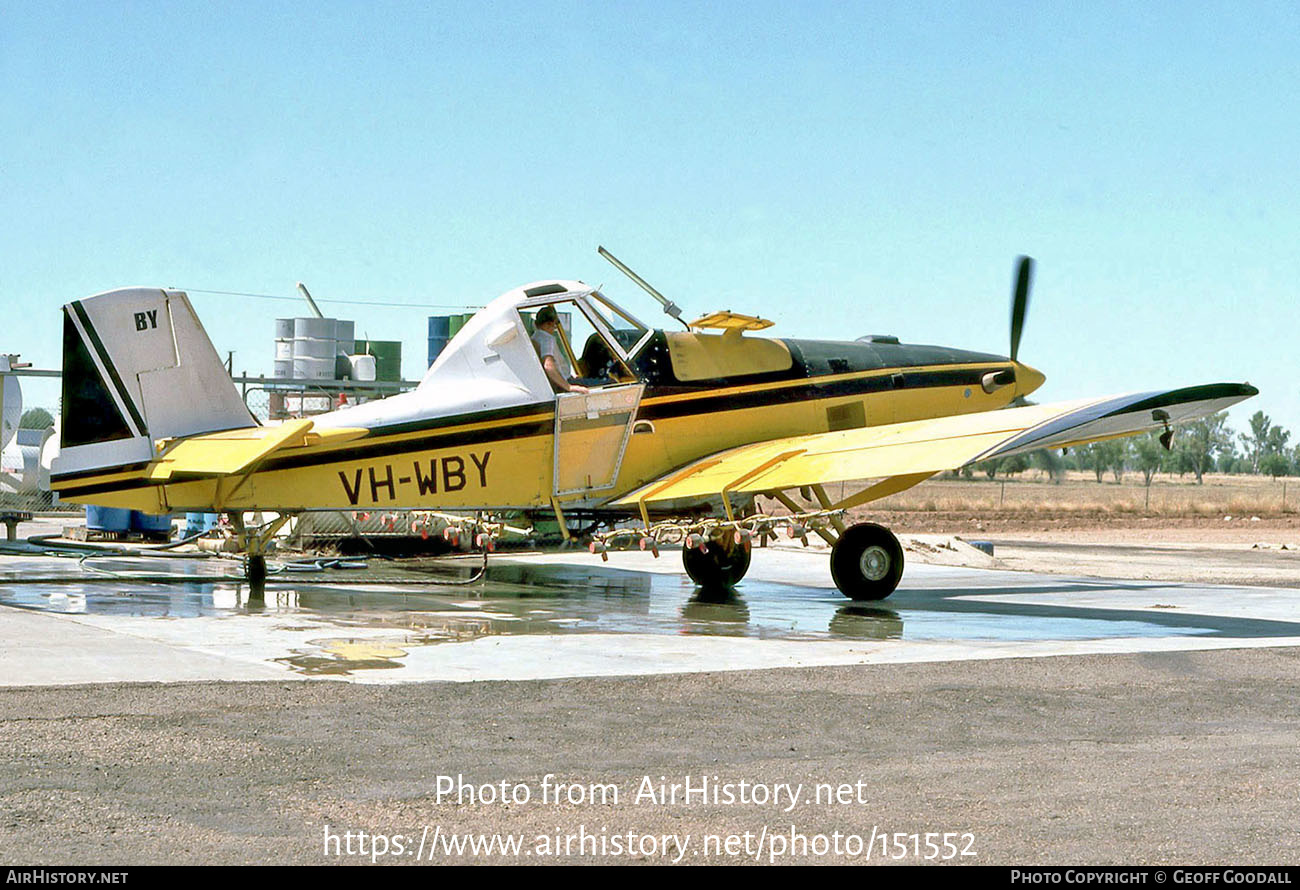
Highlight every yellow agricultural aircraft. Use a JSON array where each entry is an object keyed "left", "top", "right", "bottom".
[{"left": 50, "top": 250, "right": 1256, "bottom": 599}]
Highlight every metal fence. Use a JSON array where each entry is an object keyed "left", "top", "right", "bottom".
[
  {"left": 0, "top": 366, "right": 419, "bottom": 514},
  {"left": 234, "top": 374, "right": 419, "bottom": 422}
]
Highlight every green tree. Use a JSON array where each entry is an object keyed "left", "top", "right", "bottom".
[
  {"left": 1265, "top": 425, "right": 1291, "bottom": 459},
  {"left": 1259, "top": 426, "right": 1290, "bottom": 477},
  {"left": 1174, "top": 412, "right": 1232, "bottom": 484},
  {"left": 1078, "top": 440, "right": 1124, "bottom": 483},
  {"left": 1110, "top": 439, "right": 1131, "bottom": 483},
  {"left": 1216, "top": 439, "right": 1241, "bottom": 474},
  {"left": 1132, "top": 432, "right": 1166, "bottom": 486},
  {"left": 1001, "top": 452, "right": 1031, "bottom": 477},
  {"left": 1260, "top": 451, "right": 1291, "bottom": 478},
  {"left": 1077, "top": 442, "right": 1107, "bottom": 483},
  {"left": 19, "top": 407, "right": 53, "bottom": 429},
  {"left": 1240, "top": 410, "right": 1273, "bottom": 473},
  {"left": 1032, "top": 448, "right": 1066, "bottom": 484}
]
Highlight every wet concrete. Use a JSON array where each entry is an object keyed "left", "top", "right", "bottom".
[{"left": 2, "top": 545, "right": 1299, "bottom": 685}]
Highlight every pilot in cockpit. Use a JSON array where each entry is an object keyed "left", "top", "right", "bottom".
[{"left": 530, "top": 305, "right": 590, "bottom": 395}]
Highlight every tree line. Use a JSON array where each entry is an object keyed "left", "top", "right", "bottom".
[{"left": 968, "top": 410, "right": 1298, "bottom": 484}]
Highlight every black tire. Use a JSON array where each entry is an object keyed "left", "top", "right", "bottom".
[
  {"left": 247, "top": 554, "right": 268, "bottom": 586},
  {"left": 682, "top": 539, "right": 752, "bottom": 589},
  {"left": 830, "top": 523, "right": 903, "bottom": 600}
]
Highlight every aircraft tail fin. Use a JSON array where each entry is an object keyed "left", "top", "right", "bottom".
[{"left": 52, "top": 288, "right": 256, "bottom": 479}]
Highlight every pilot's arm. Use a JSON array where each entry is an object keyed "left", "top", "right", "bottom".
[{"left": 541, "top": 354, "right": 589, "bottom": 394}]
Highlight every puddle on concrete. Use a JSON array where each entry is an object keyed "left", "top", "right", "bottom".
[
  {"left": 5, "top": 556, "right": 1300, "bottom": 660},
  {"left": 276, "top": 638, "right": 413, "bottom": 675}
]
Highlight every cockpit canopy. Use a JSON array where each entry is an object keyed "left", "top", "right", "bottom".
[{"left": 417, "top": 280, "right": 654, "bottom": 400}]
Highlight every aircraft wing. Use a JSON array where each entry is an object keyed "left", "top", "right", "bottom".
[{"left": 614, "top": 382, "right": 1257, "bottom": 509}]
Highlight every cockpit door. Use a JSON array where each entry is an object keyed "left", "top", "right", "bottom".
[{"left": 552, "top": 382, "right": 645, "bottom": 497}]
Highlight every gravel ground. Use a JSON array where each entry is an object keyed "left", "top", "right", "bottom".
[{"left": 2, "top": 648, "right": 1298, "bottom": 865}]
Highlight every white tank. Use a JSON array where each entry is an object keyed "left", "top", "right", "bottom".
[
  {"left": 293, "top": 337, "right": 337, "bottom": 359},
  {"left": 293, "top": 317, "right": 336, "bottom": 339},
  {"left": 0, "top": 368, "right": 22, "bottom": 453},
  {"left": 349, "top": 354, "right": 377, "bottom": 382},
  {"left": 293, "top": 356, "right": 335, "bottom": 380}
]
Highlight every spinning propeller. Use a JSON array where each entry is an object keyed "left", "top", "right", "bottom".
[
  {"left": 984, "top": 255, "right": 1044, "bottom": 400},
  {"left": 1010, "top": 255, "right": 1033, "bottom": 363}
]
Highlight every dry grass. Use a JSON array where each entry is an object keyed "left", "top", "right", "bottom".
[{"left": 843, "top": 471, "right": 1298, "bottom": 517}]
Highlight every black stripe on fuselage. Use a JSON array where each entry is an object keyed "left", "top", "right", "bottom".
[
  {"left": 637, "top": 367, "right": 993, "bottom": 421},
  {"left": 69, "top": 300, "right": 149, "bottom": 436},
  {"left": 50, "top": 461, "right": 152, "bottom": 485},
  {"left": 242, "top": 415, "right": 556, "bottom": 476},
  {"left": 53, "top": 361, "right": 1007, "bottom": 497}
]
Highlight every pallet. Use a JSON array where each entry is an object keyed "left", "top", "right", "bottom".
[{"left": 63, "top": 525, "right": 172, "bottom": 544}]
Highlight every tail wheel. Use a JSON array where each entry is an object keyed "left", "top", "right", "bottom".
[
  {"left": 830, "top": 523, "right": 903, "bottom": 600},
  {"left": 682, "top": 539, "right": 752, "bottom": 589}
]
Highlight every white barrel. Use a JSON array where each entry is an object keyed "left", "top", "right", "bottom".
[
  {"left": 293, "top": 336, "right": 337, "bottom": 359},
  {"left": 335, "top": 319, "right": 355, "bottom": 342},
  {"left": 0, "top": 374, "right": 21, "bottom": 454},
  {"left": 294, "top": 317, "right": 336, "bottom": 339},
  {"left": 273, "top": 359, "right": 294, "bottom": 379},
  {"left": 274, "top": 338, "right": 294, "bottom": 360},
  {"left": 349, "top": 354, "right": 377, "bottom": 382},
  {"left": 274, "top": 318, "right": 294, "bottom": 338},
  {"left": 293, "top": 356, "right": 335, "bottom": 380}
]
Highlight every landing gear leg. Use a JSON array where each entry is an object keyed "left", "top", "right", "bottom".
[
  {"left": 228, "top": 511, "right": 291, "bottom": 598},
  {"left": 830, "top": 522, "right": 904, "bottom": 601},
  {"left": 682, "top": 536, "right": 752, "bottom": 589},
  {"left": 247, "top": 554, "right": 267, "bottom": 586}
]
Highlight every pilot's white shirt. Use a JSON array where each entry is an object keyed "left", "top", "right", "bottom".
[{"left": 531, "top": 327, "right": 572, "bottom": 379}]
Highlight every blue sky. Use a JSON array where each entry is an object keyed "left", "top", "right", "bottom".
[{"left": 2, "top": 1, "right": 1297, "bottom": 437}]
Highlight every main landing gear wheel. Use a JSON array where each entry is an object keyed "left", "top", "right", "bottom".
[
  {"left": 246, "top": 554, "right": 267, "bottom": 588},
  {"left": 830, "top": 523, "right": 904, "bottom": 601},
  {"left": 682, "top": 539, "right": 752, "bottom": 589}
]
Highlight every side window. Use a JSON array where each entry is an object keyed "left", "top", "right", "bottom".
[{"left": 522, "top": 301, "right": 637, "bottom": 392}]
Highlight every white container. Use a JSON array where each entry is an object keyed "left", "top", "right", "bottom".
[
  {"left": 293, "top": 356, "right": 335, "bottom": 380},
  {"left": 349, "top": 354, "right": 377, "bottom": 382},
  {"left": 335, "top": 319, "right": 355, "bottom": 342},
  {"left": 294, "top": 317, "right": 336, "bottom": 339},
  {"left": 293, "top": 336, "right": 337, "bottom": 359}
]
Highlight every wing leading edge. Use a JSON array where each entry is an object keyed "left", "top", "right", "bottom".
[{"left": 614, "top": 382, "right": 1257, "bottom": 509}]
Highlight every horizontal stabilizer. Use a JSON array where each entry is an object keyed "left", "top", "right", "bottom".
[{"left": 146, "top": 421, "right": 367, "bottom": 481}]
